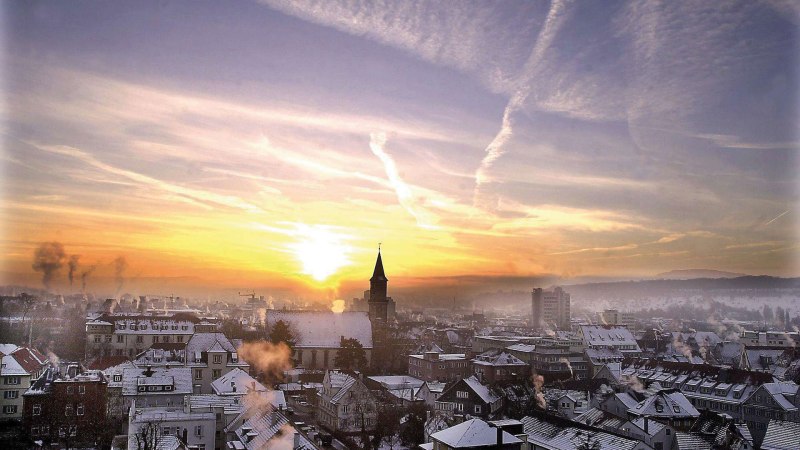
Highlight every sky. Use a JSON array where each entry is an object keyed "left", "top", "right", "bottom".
[{"left": 1, "top": 0, "right": 798, "bottom": 299}]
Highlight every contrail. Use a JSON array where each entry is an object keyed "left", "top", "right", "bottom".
[
  {"left": 763, "top": 209, "right": 789, "bottom": 226},
  {"left": 474, "top": 0, "right": 570, "bottom": 205}
]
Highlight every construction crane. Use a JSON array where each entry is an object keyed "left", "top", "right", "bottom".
[{"left": 238, "top": 291, "right": 256, "bottom": 302}]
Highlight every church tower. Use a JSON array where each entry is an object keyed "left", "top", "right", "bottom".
[{"left": 368, "top": 248, "right": 389, "bottom": 321}]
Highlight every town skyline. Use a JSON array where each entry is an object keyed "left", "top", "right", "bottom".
[{"left": 2, "top": 1, "right": 798, "bottom": 297}]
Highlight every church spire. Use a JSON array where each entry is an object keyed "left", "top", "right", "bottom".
[{"left": 371, "top": 246, "right": 387, "bottom": 282}]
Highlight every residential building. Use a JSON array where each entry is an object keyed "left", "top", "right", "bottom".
[
  {"left": 185, "top": 333, "right": 250, "bottom": 394},
  {"left": 127, "top": 401, "right": 216, "bottom": 450},
  {"left": 422, "top": 418, "right": 523, "bottom": 450},
  {"left": 600, "top": 309, "right": 636, "bottom": 328},
  {"left": 226, "top": 405, "right": 318, "bottom": 450},
  {"left": 471, "top": 350, "right": 529, "bottom": 385},
  {"left": 22, "top": 364, "right": 109, "bottom": 448},
  {"left": 579, "top": 325, "right": 642, "bottom": 356},
  {"left": 85, "top": 312, "right": 217, "bottom": 358},
  {"left": 741, "top": 382, "right": 800, "bottom": 447},
  {"left": 408, "top": 351, "right": 470, "bottom": 383},
  {"left": 316, "top": 370, "right": 377, "bottom": 434},
  {"left": 122, "top": 366, "right": 193, "bottom": 408},
  {"left": 435, "top": 376, "right": 503, "bottom": 420},
  {"left": 761, "top": 419, "right": 800, "bottom": 450},
  {"left": 521, "top": 413, "right": 651, "bottom": 450},
  {"left": 0, "top": 345, "right": 47, "bottom": 420},
  {"left": 531, "top": 287, "right": 571, "bottom": 330}
]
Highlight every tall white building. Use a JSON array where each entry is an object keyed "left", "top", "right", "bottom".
[{"left": 531, "top": 287, "right": 571, "bottom": 330}]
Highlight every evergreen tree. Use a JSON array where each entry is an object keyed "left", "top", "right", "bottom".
[
  {"left": 335, "top": 337, "right": 368, "bottom": 371},
  {"left": 268, "top": 319, "right": 296, "bottom": 350}
]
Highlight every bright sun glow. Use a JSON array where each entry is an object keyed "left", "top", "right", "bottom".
[{"left": 287, "top": 224, "right": 352, "bottom": 282}]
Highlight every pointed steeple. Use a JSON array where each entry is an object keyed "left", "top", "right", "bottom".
[{"left": 371, "top": 249, "right": 387, "bottom": 282}]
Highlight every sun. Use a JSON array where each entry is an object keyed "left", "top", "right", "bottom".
[{"left": 288, "top": 224, "right": 352, "bottom": 282}]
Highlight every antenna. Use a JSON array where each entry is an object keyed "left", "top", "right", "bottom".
[{"left": 378, "top": 242, "right": 382, "bottom": 252}]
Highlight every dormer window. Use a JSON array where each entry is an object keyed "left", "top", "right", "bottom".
[{"left": 113, "top": 374, "right": 122, "bottom": 382}]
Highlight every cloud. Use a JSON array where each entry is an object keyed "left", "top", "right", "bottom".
[{"left": 369, "top": 132, "right": 437, "bottom": 229}]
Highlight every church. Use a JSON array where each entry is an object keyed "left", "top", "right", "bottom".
[{"left": 264, "top": 249, "right": 395, "bottom": 370}]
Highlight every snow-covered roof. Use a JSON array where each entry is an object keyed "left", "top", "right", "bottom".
[
  {"left": 0, "top": 354, "right": 27, "bottom": 376},
  {"left": 231, "top": 409, "right": 316, "bottom": 450},
  {"left": 0, "top": 343, "right": 19, "bottom": 356},
  {"left": 212, "top": 368, "right": 268, "bottom": 396},
  {"left": 463, "top": 376, "right": 501, "bottom": 404},
  {"left": 630, "top": 390, "right": 699, "bottom": 418},
  {"left": 580, "top": 325, "right": 640, "bottom": 351},
  {"left": 761, "top": 420, "right": 800, "bottom": 450},
  {"left": 368, "top": 375, "right": 424, "bottom": 390},
  {"left": 522, "top": 415, "right": 642, "bottom": 450},
  {"left": 267, "top": 311, "right": 373, "bottom": 348},
  {"left": 472, "top": 351, "right": 526, "bottom": 367},
  {"left": 121, "top": 367, "right": 193, "bottom": 396},
  {"left": 431, "top": 418, "right": 522, "bottom": 448},
  {"left": 186, "top": 333, "right": 237, "bottom": 355}
]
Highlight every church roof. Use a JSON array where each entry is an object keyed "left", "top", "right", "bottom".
[{"left": 370, "top": 251, "right": 387, "bottom": 282}]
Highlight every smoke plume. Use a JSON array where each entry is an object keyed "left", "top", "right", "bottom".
[
  {"left": 67, "top": 255, "right": 80, "bottom": 287},
  {"left": 113, "top": 256, "right": 128, "bottom": 295},
  {"left": 622, "top": 374, "right": 646, "bottom": 393},
  {"left": 81, "top": 266, "right": 96, "bottom": 293},
  {"left": 559, "top": 357, "right": 574, "bottom": 378},
  {"left": 32, "top": 242, "right": 67, "bottom": 291},
  {"left": 238, "top": 341, "right": 293, "bottom": 382},
  {"left": 532, "top": 373, "right": 546, "bottom": 409}
]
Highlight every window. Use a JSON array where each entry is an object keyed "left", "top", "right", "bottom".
[
  {"left": 177, "top": 336, "right": 184, "bottom": 343},
  {"left": 65, "top": 405, "right": 73, "bottom": 416},
  {"left": 212, "top": 369, "right": 221, "bottom": 379},
  {"left": 77, "top": 404, "right": 84, "bottom": 416},
  {"left": 665, "top": 429, "right": 671, "bottom": 435},
  {"left": 113, "top": 374, "right": 122, "bottom": 382},
  {"left": 163, "top": 426, "right": 171, "bottom": 435},
  {"left": 31, "top": 426, "right": 39, "bottom": 436},
  {"left": 457, "top": 403, "right": 464, "bottom": 412},
  {"left": 213, "top": 355, "right": 222, "bottom": 364},
  {"left": 195, "top": 370, "right": 203, "bottom": 380},
  {"left": 59, "top": 426, "right": 66, "bottom": 437},
  {"left": 136, "top": 336, "right": 144, "bottom": 343},
  {"left": 163, "top": 336, "right": 170, "bottom": 343},
  {"left": 195, "top": 425, "right": 203, "bottom": 436},
  {"left": 116, "top": 335, "right": 124, "bottom": 343},
  {"left": 105, "top": 335, "right": 112, "bottom": 342},
  {"left": 33, "top": 404, "right": 41, "bottom": 415},
  {"left": 153, "top": 336, "right": 159, "bottom": 343},
  {"left": 41, "top": 425, "right": 49, "bottom": 434},
  {"left": 69, "top": 425, "right": 77, "bottom": 436},
  {"left": 474, "top": 405, "right": 481, "bottom": 413},
  {"left": 79, "top": 385, "right": 86, "bottom": 394},
  {"left": 67, "top": 386, "right": 74, "bottom": 394},
  {"left": 94, "top": 336, "right": 101, "bottom": 343},
  {"left": 3, "top": 390, "right": 18, "bottom": 399},
  {"left": 2, "top": 405, "right": 17, "bottom": 414},
  {"left": 456, "top": 391, "right": 469, "bottom": 399}
]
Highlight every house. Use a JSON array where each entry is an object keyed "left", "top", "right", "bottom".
[
  {"left": 101, "top": 360, "right": 137, "bottom": 433},
  {"left": 266, "top": 311, "right": 373, "bottom": 370},
  {"left": 316, "top": 370, "right": 377, "bottom": 434},
  {"left": 211, "top": 367, "right": 275, "bottom": 399},
  {"left": 226, "top": 405, "right": 318, "bottom": 450},
  {"left": 23, "top": 363, "right": 109, "bottom": 448},
  {"left": 0, "top": 345, "right": 48, "bottom": 420},
  {"left": 122, "top": 366, "right": 193, "bottom": 408},
  {"left": 600, "top": 392, "right": 641, "bottom": 418},
  {"left": 673, "top": 410, "right": 754, "bottom": 450},
  {"left": 435, "top": 376, "right": 503, "bottom": 420},
  {"left": 471, "top": 351, "right": 529, "bottom": 385},
  {"left": 553, "top": 391, "right": 589, "bottom": 420},
  {"left": 409, "top": 351, "right": 470, "bottom": 382},
  {"left": 416, "top": 381, "right": 447, "bottom": 409},
  {"left": 127, "top": 401, "right": 216, "bottom": 450},
  {"left": 741, "top": 381, "right": 800, "bottom": 447},
  {"left": 422, "top": 418, "right": 523, "bottom": 450},
  {"left": 628, "top": 389, "right": 700, "bottom": 432},
  {"left": 366, "top": 375, "right": 424, "bottom": 407},
  {"left": 185, "top": 333, "right": 250, "bottom": 394}
]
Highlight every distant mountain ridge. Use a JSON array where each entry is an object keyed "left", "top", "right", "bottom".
[{"left": 654, "top": 269, "right": 749, "bottom": 280}]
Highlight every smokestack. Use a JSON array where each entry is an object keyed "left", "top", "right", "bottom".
[
  {"left": 496, "top": 426, "right": 502, "bottom": 448},
  {"left": 644, "top": 416, "right": 649, "bottom": 434}
]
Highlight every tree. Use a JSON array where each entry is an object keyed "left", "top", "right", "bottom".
[
  {"left": 132, "top": 419, "right": 165, "bottom": 450},
  {"left": 269, "top": 320, "right": 296, "bottom": 350},
  {"left": 763, "top": 305, "right": 774, "bottom": 323},
  {"left": 372, "top": 406, "right": 401, "bottom": 450},
  {"left": 399, "top": 402, "right": 427, "bottom": 448},
  {"left": 335, "top": 337, "right": 368, "bottom": 371}
]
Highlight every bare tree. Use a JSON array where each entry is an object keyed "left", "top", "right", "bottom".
[{"left": 132, "top": 419, "right": 165, "bottom": 450}]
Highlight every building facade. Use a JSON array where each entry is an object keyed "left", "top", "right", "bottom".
[{"left": 531, "top": 287, "right": 571, "bottom": 330}]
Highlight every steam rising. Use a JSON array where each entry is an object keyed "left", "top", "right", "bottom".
[
  {"left": 622, "top": 374, "right": 646, "bottom": 393},
  {"left": 32, "top": 242, "right": 67, "bottom": 291},
  {"left": 532, "top": 373, "right": 546, "bottom": 409},
  {"left": 331, "top": 299, "right": 345, "bottom": 313},
  {"left": 81, "top": 266, "right": 96, "bottom": 293},
  {"left": 559, "top": 357, "right": 573, "bottom": 378},
  {"left": 238, "top": 341, "right": 293, "bottom": 382}
]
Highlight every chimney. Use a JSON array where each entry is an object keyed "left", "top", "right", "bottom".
[
  {"left": 643, "top": 416, "right": 649, "bottom": 434},
  {"left": 293, "top": 430, "right": 300, "bottom": 449},
  {"left": 496, "top": 426, "right": 503, "bottom": 448},
  {"left": 231, "top": 381, "right": 237, "bottom": 393}
]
